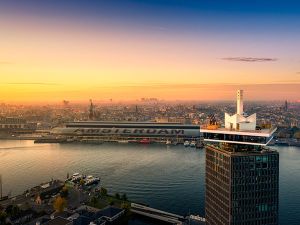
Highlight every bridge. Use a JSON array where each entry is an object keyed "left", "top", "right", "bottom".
[{"left": 131, "top": 203, "right": 185, "bottom": 225}]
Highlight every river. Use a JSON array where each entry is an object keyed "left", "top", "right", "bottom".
[{"left": 0, "top": 140, "right": 299, "bottom": 224}]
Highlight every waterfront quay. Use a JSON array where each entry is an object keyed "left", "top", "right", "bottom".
[
  {"left": 0, "top": 180, "right": 64, "bottom": 210},
  {"left": 34, "top": 121, "right": 204, "bottom": 148},
  {"left": 0, "top": 176, "right": 205, "bottom": 225}
]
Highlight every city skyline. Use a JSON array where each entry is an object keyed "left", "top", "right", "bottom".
[{"left": 1, "top": 0, "right": 300, "bottom": 103}]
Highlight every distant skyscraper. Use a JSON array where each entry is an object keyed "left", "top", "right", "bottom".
[
  {"left": 203, "top": 90, "right": 279, "bottom": 225},
  {"left": 89, "top": 99, "right": 95, "bottom": 120}
]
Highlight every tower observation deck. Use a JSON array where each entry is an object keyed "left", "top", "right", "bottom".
[
  {"left": 203, "top": 90, "right": 279, "bottom": 225},
  {"left": 202, "top": 89, "right": 276, "bottom": 147}
]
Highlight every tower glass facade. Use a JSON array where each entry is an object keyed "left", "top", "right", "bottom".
[{"left": 205, "top": 144, "right": 279, "bottom": 225}]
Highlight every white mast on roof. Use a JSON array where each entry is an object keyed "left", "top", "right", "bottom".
[{"left": 237, "top": 90, "right": 244, "bottom": 115}]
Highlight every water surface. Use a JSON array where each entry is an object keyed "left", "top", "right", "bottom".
[{"left": 0, "top": 140, "right": 299, "bottom": 224}]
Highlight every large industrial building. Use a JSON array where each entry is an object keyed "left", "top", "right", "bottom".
[
  {"left": 50, "top": 121, "right": 201, "bottom": 143},
  {"left": 204, "top": 90, "right": 279, "bottom": 225}
]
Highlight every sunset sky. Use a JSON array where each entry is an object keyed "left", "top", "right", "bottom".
[{"left": 0, "top": 0, "right": 300, "bottom": 103}]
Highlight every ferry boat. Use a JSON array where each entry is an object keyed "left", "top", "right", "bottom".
[{"left": 184, "top": 141, "right": 190, "bottom": 147}]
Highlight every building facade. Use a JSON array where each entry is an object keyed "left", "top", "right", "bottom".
[
  {"left": 0, "top": 117, "right": 37, "bottom": 133},
  {"left": 51, "top": 121, "right": 201, "bottom": 142},
  {"left": 205, "top": 144, "right": 279, "bottom": 225}
]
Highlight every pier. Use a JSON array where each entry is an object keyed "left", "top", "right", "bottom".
[{"left": 131, "top": 203, "right": 185, "bottom": 224}]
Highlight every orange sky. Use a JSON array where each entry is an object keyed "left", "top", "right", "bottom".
[{"left": 0, "top": 11, "right": 299, "bottom": 103}]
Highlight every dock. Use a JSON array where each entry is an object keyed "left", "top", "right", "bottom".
[{"left": 131, "top": 203, "right": 185, "bottom": 224}]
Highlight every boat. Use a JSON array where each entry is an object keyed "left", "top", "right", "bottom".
[
  {"left": 184, "top": 141, "right": 190, "bottom": 147},
  {"left": 85, "top": 175, "right": 100, "bottom": 186},
  {"left": 72, "top": 173, "right": 80, "bottom": 177},
  {"left": 34, "top": 137, "right": 67, "bottom": 143},
  {"left": 80, "top": 139, "right": 103, "bottom": 144},
  {"left": 166, "top": 140, "right": 172, "bottom": 145},
  {"left": 189, "top": 215, "right": 206, "bottom": 222},
  {"left": 118, "top": 140, "right": 129, "bottom": 143},
  {"left": 190, "top": 141, "right": 196, "bottom": 147},
  {"left": 71, "top": 173, "right": 84, "bottom": 183},
  {"left": 140, "top": 138, "right": 151, "bottom": 144},
  {"left": 66, "top": 138, "right": 76, "bottom": 143}
]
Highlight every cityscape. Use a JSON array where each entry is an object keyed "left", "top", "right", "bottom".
[{"left": 1, "top": 1, "right": 300, "bottom": 225}]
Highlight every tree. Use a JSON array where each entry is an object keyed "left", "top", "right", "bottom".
[
  {"left": 90, "top": 196, "right": 98, "bottom": 207},
  {"left": 53, "top": 196, "right": 67, "bottom": 213},
  {"left": 121, "top": 193, "right": 127, "bottom": 201},
  {"left": 5, "top": 205, "right": 13, "bottom": 216},
  {"left": 121, "top": 202, "right": 130, "bottom": 212},
  {"left": 5, "top": 205, "right": 20, "bottom": 218},
  {"left": 115, "top": 193, "right": 120, "bottom": 200},
  {"left": 109, "top": 200, "right": 115, "bottom": 206},
  {"left": 0, "top": 211, "right": 7, "bottom": 224},
  {"left": 294, "top": 131, "right": 300, "bottom": 139},
  {"left": 79, "top": 178, "right": 85, "bottom": 186},
  {"left": 100, "top": 187, "right": 107, "bottom": 196},
  {"left": 60, "top": 186, "right": 69, "bottom": 198}
]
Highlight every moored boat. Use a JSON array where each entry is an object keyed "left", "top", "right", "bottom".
[
  {"left": 166, "top": 140, "right": 172, "bottom": 145},
  {"left": 80, "top": 139, "right": 103, "bottom": 144},
  {"left": 85, "top": 175, "right": 100, "bottom": 186},
  {"left": 118, "top": 140, "right": 129, "bottom": 143},
  {"left": 190, "top": 141, "right": 196, "bottom": 147},
  {"left": 140, "top": 138, "right": 151, "bottom": 144},
  {"left": 71, "top": 173, "right": 85, "bottom": 183},
  {"left": 184, "top": 140, "right": 190, "bottom": 147}
]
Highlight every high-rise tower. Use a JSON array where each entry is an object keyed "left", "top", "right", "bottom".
[{"left": 202, "top": 90, "right": 279, "bottom": 225}]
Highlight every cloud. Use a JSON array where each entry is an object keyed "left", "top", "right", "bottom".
[
  {"left": 4, "top": 82, "right": 60, "bottom": 86},
  {"left": 222, "top": 57, "right": 277, "bottom": 62}
]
